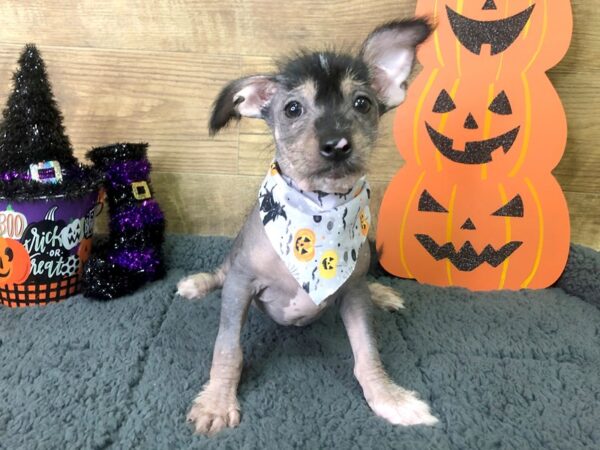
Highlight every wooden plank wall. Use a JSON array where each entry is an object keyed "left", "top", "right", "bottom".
[{"left": 0, "top": 0, "right": 598, "bottom": 249}]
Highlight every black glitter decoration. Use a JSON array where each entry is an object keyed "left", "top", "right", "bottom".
[
  {"left": 463, "top": 113, "right": 479, "bottom": 129},
  {"left": 0, "top": 44, "right": 101, "bottom": 200},
  {"left": 482, "top": 0, "right": 497, "bottom": 11},
  {"left": 446, "top": 5, "right": 535, "bottom": 55},
  {"left": 415, "top": 234, "right": 523, "bottom": 271},
  {"left": 461, "top": 218, "right": 477, "bottom": 230},
  {"left": 432, "top": 89, "right": 456, "bottom": 113},
  {"left": 492, "top": 195, "right": 524, "bottom": 217},
  {"left": 0, "top": 45, "right": 77, "bottom": 172},
  {"left": 418, "top": 190, "right": 448, "bottom": 213},
  {"left": 488, "top": 91, "right": 512, "bottom": 115},
  {"left": 425, "top": 122, "right": 520, "bottom": 164},
  {"left": 82, "top": 143, "right": 166, "bottom": 300}
]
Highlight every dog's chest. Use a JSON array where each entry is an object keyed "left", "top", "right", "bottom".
[{"left": 255, "top": 282, "right": 336, "bottom": 327}]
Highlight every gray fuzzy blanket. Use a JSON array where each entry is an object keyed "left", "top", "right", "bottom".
[{"left": 1, "top": 236, "right": 599, "bottom": 450}]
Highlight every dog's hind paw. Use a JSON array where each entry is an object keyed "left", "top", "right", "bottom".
[
  {"left": 177, "top": 277, "right": 203, "bottom": 299},
  {"left": 368, "top": 282, "right": 405, "bottom": 311},
  {"left": 177, "top": 272, "right": 219, "bottom": 300}
]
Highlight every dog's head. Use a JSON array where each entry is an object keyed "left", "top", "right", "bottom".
[{"left": 210, "top": 19, "right": 432, "bottom": 193}]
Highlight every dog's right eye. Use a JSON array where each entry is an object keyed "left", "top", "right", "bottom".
[{"left": 284, "top": 101, "right": 303, "bottom": 119}]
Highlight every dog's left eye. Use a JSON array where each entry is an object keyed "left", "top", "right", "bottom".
[
  {"left": 284, "top": 101, "right": 303, "bottom": 119},
  {"left": 353, "top": 96, "right": 372, "bottom": 114}
]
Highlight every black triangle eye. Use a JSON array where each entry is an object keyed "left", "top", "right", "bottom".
[
  {"left": 432, "top": 89, "right": 456, "bottom": 114},
  {"left": 488, "top": 91, "right": 512, "bottom": 115},
  {"left": 492, "top": 195, "right": 524, "bottom": 217},
  {"left": 418, "top": 190, "right": 448, "bottom": 213},
  {"left": 482, "top": 0, "right": 497, "bottom": 10}
]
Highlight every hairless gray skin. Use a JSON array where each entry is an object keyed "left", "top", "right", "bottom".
[{"left": 178, "top": 19, "right": 437, "bottom": 436}]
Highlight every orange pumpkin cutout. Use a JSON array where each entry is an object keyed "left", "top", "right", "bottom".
[
  {"left": 417, "top": 0, "right": 573, "bottom": 73},
  {"left": 377, "top": 0, "right": 572, "bottom": 291},
  {"left": 376, "top": 172, "right": 569, "bottom": 290},
  {"left": 293, "top": 229, "right": 316, "bottom": 262},
  {"left": 0, "top": 238, "right": 31, "bottom": 285},
  {"left": 395, "top": 69, "right": 567, "bottom": 179}
]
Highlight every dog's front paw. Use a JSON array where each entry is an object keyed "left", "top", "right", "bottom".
[
  {"left": 367, "top": 383, "right": 438, "bottom": 426},
  {"left": 187, "top": 385, "right": 241, "bottom": 436}
]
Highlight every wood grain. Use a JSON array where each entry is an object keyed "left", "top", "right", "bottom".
[{"left": 0, "top": 0, "right": 597, "bottom": 250}]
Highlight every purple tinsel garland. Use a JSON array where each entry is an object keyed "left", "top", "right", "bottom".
[
  {"left": 111, "top": 200, "right": 164, "bottom": 233},
  {"left": 108, "top": 248, "right": 162, "bottom": 272},
  {"left": 105, "top": 160, "right": 151, "bottom": 187}
]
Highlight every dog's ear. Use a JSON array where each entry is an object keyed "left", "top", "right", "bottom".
[
  {"left": 209, "top": 75, "right": 278, "bottom": 135},
  {"left": 360, "top": 18, "right": 432, "bottom": 112}
]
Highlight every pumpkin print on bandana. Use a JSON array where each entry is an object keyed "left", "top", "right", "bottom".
[{"left": 259, "top": 163, "right": 370, "bottom": 305}]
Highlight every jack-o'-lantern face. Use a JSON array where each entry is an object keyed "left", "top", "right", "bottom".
[
  {"left": 0, "top": 238, "right": 31, "bottom": 285},
  {"left": 318, "top": 250, "right": 338, "bottom": 279},
  {"left": 426, "top": 88, "right": 519, "bottom": 165},
  {"left": 394, "top": 69, "right": 567, "bottom": 178},
  {"left": 376, "top": 171, "right": 570, "bottom": 290},
  {"left": 359, "top": 210, "right": 369, "bottom": 236},
  {"left": 415, "top": 189, "right": 523, "bottom": 271},
  {"left": 446, "top": 2, "right": 535, "bottom": 56},
  {"left": 414, "top": 0, "right": 572, "bottom": 73},
  {"left": 294, "top": 228, "right": 316, "bottom": 262}
]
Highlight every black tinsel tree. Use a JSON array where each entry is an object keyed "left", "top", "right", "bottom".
[{"left": 0, "top": 44, "right": 77, "bottom": 172}]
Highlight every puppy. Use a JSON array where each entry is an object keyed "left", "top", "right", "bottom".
[{"left": 178, "top": 19, "right": 436, "bottom": 436}]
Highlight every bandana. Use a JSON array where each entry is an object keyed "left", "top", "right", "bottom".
[{"left": 258, "top": 162, "right": 371, "bottom": 305}]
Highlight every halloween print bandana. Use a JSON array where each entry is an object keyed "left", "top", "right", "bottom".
[{"left": 258, "top": 162, "right": 371, "bottom": 305}]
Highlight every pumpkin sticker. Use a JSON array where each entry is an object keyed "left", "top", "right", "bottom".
[
  {"left": 294, "top": 228, "right": 316, "bottom": 262},
  {"left": 377, "top": 0, "right": 572, "bottom": 291},
  {"left": 0, "top": 238, "right": 31, "bottom": 285}
]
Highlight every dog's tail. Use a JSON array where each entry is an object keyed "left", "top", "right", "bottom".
[
  {"left": 368, "top": 281, "right": 405, "bottom": 311},
  {"left": 177, "top": 262, "right": 229, "bottom": 300}
]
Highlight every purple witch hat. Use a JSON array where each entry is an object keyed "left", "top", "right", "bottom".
[{"left": 82, "top": 143, "right": 165, "bottom": 300}]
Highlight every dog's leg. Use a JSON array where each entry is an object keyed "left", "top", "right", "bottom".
[
  {"left": 177, "top": 263, "right": 229, "bottom": 300},
  {"left": 340, "top": 281, "right": 438, "bottom": 426},
  {"left": 187, "top": 273, "right": 252, "bottom": 435}
]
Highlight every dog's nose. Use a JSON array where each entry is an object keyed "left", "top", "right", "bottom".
[{"left": 320, "top": 137, "right": 352, "bottom": 161}]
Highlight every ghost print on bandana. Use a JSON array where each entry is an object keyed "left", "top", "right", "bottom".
[{"left": 259, "top": 162, "right": 371, "bottom": 305}]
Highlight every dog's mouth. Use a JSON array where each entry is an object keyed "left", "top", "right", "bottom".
[
  {"left": 425, "top": 122, "right": 520, "bottom": 165},
  {"left": 415, "top": 234, "right": 523, "bottom": 271},
  {"left": 446, "top": 5, "right": 535, "bottom": 56}
]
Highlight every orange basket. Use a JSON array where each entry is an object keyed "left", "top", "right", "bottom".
[{"left": 0, "top": 274, "right": 81, "bottom": 308}]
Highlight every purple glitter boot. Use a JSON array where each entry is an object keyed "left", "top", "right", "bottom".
[{"left": 82, "top": 143, "right": 165, "bottom": 300}]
